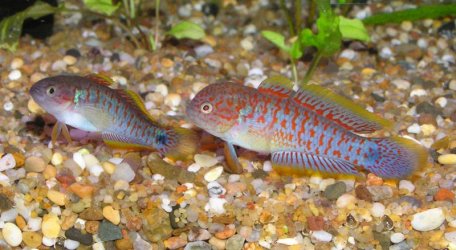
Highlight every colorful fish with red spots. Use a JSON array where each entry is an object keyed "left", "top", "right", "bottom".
[
  {"left": 30, "top": 74, "right": 195, "bottom": 160},
  {"left": 187, "top": 77, "right": 428, "bottom": 179}
]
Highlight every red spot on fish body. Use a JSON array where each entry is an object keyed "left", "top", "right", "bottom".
[{"left": 280, "top": 120, "right": 287, "bottom": 129}]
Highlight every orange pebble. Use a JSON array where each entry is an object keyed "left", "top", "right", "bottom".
[
  {"left": 434, "top": 188, "right": 455, "bottom": 201},
  {"left": 69, "top": 183, "right": 95, "bottom": 199},
  {"left": 366, "top": 173, "right": 383, "bottom": 186}
]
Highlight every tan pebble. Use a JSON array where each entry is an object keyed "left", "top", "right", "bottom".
[
  {"left": 85, "top": 221, "right": 100, "bottom": 234},
  {"left": 69, "top": 183, "right": 94, "bottom": 199},
  {"left": 42, "top": 214, "right": 61, "bottom": 238},
  {"left": 30, "top": 72, "right": 46, "bottom": 83},
  {"left": 164, "top": 236, "right": 187, "bottom": 249},
  {"left": 11, "top": 58, "right": 24, "bottom": 69},
  {"left": 12, "top": 152, "right": 25, "bottom": 167},
  {"left": 63, "top": 55, "right": 77, "bottom": 65},
  {"left": 102, "top": 161, "right": 116, "bottom": 174},
  {"left": 43, "top": 165, "right": 57, "bottom": 179},
  {"left": 438, "top": 154, "right": 456, "bottom": 165},
  {"left": 204, "top": 166, "right": 224, "bottom": 182},
  {"left": 194, "top": 154, "right": 218, "bottom": 168},
  {"left": 215, "top": 226, "right": 236, "bottom": 240},
  {"left": 336, "top": 194, "right": 356, "bottom": 209},
  {"left": 61, "top": 213, "right": 78, "bottom": 231},
  {"left": 208, "top": 236, "right": 226, "bottom": 250},
  {"left": 164, "top": 93, "right": 182, "bottom": 108},
  {"left": 420, "top": 124, "right": 436, "bottom": 136},
  {"left": 103, "top": 205, "right": 120, "bottom": 225},
  {"left": 115, "top": 238, "right": 133, "bottom": 249},
  {"left": 51, "top": 153, "right": 63, "bottom": 166},
  {"left": 161, "top": 58, "right": 174, "bottom": 68},
  {"left": 27, "top": 99, "right": 45, "bottom": 114},
  {"left": 47, "top": 190, "right": 67, "bottom": 206},
  {"left": 366, "top": 173, "right": 383, "bottom": 186},
  {"left": 202, "top": 35, "right": 217, "bottom": 47},
  {"left": 15, "top": 215, "right": 27, "bottom": 230},
  {"left": 24, "top": 156, "right": 46, "bottom": 172},
  {"left": 2, "top": 222, "right": 22, "bottom": 247},
  {"left": 361, "top": 68, "right": 376, "bottom": 77},
  {"left": 22, "top": 231, "right": 42, "bottom": 248}
]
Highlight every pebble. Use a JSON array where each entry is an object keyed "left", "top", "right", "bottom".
[
  {"left": 339, "top": 49, "right": 356, "bottom": 60},
  {"left": 411, "top": 207, "right": 445, "bottom": 231},
  {"left": 164, "top": 93, "right": 182, "bottom": 108},
  {"left": 434, "top": 188, "right": 454, "bottom": 201},
  {"left": 240, "top": 37, "right": 254, "bottom": 51},
  {"left": 63, "top": 55, "right": 77, "bottom": 65},
  {"left": 27, "top": 217, "right": 42, "bottom": 231},
  {"left": 51, "top": 60, "right": 67, "bottom": 71},
  {"left": 24, "top": 156, "right": 46, "bottom": 172},
  {"left": 438, "top": 154, "right": 456, "bottom": 165},
  {"left": 11, "top": 58, "right": 24, "bottom": 69},
  {"left": 184, "top": 241, "right": 212, "bottom": 250},
  {"left": 367, "top": 185, "right": 393, "bottom": 201},
  {"left": 65, "top": 227, "right": 93, "bottom": 245},
  {"left": 194, "top": 44, "right": 214, "bottom": 58},
  {"left": 8, "top": 70, "right": 21, "bottom": 80},
  {"left": 226, "top": 234, "right": 245, "bottom": 250},
  {"left": 98, "top": 220, "right": 122, "bottom": 241},
  {"left": 42, "top": 236, "right": 56, "bottom": 247},
  {"left": 401, "top": 21, "right": 413, "bottom": 31},
  {"left": 194, "top": 154, "right": 218, "bottom": 168},
  {"left": 2, "top": 222, "right": 22, "bottom": 247},
  {"left": 399, "top": 180, "right": 415, "bottom": 193},
  {"left": 47, "top": 190, "right": 67, "bottom": 206},
  {"left": 42, "top": 214, "right": 61, "bottom": 238},
  {"left": 0, "top": 153, "right": 16, "bottom": 171},
  {"left": 164, "top": 236, "right": 187, "bottom": 249},
  {"left": 371, "top": 202, "right": 386, "bottom": 217},
  {"left": 64, "top": 239, "right": 80, "bottom": 249},
  {"left": 103, "top": 205, "right": 120, "bottom": 225},
  {"left": 205, "top": 197, "right": 227, "bottom": 214},
  {"left": 323, "top": 181, "right": 346, "bottom": 200},
  {"left": 392, "top": 79, "right": 411, "bottom": 90},
  {"left": 22, "top": 231, "right": 42, "bottom": 248},
  {"left": 336, "top": 194, "right": 356, "bottom": 208},
  {"left": 3, "top": 101, "right": 13, "bottom": 111},
  {"left": 410, "top": 89, "right": 427, "bottom": 97},
  {"left": 420, "top": 124, "right": 436, "bottom": 136},
  {"left": 444, "top": 231, "right": 456, "bottom": 244},
  {"left": 208, "top": 237, "right": 226, "bottom": 249},
  {"left": 379, "top": 47, "right": 393, "bottom": 59},
  {"left": 449, "top": 79, "right": 456, "bottom": 91},
  {"left": 204, "top": 166, "right": 224, "bottom": 182},
  {"left": 69, "top": 183, "right": 94, "bottom": 198},
  {"left": 391, "top": 232, "right": 405, "bottom": 243},
  {"left": 311, "top": 230, "right": 333, "bottom": 242},
  {"left": 111, "top": 162, "right": 135, "bottom": 182}
]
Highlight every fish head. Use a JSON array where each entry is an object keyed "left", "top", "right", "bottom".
[
  {"left": 29, "top": 75, "right": 78, "bottom": 115},
  {"left": 187, "top": 82, "right": 246, "bottom": 139}
]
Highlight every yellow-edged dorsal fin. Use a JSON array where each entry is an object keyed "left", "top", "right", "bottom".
[
  {"left": 292, "top": 83, "right": 393, "bottom": 133},
  {"left": 258, "top": 75, "right": 295, "bottom": 98},
  {"left": 116, "top": 89, "right": 160, "bottom": 124},
  {"left": 86, "top": 73, "right": 115, "bottom": 86}
]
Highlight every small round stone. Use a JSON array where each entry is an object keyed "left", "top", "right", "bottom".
[
  {"left": 47, "top": 190, "right": 67, "bottom": 206},
  {"left": 390, "top": 232, "right": 405, "bottom": 243},
  {"left": 204, "top": 166, "right": 224, "bottom": 182},
  {"left": 411, "top": 207, "right": 445, "bottom": 231},
  {"left": 24, "top": 156, "right": 46, "bottom": 172},
  {"left": 22, "top": 231, "right": 42, "bottom": 248},
  {"left": 11, "top": 58, "right": 24, "bottom": 69},
  {"left": 311, "top": 230, "right": 333, "bottom": 242},
  {"left": 2, "top": 222, "right": 22, "bottom": 247},
  {"left": 64, "top": 239, "right": 80, "bottom": 250},
  {"left": 3, "top": 101, "right": 13, "bottom": 112},
  {"left": 103, "top": 205, "right": 120, "bottom": 225},
  {"left": 438, "top": 154, "right": 456, "bottom": 165},
  {"left": 336, "top": 194, "right": 356, "bottom": 209},
  {"left": 194, "top": 154, "right": 218, "bottom": 168},
  {"left": 42, "top": 214, "right": 61, "bottom": 238},
  {"left": 370, "top": 202, "right": 385, "bottom": 218},
  {"left": 51, "top": 153, "right": 63, "bottom": 166},
  {"left": 399, "top": 180, "right": 415, "bottom": 193},
  {"left": 0, "top": 153, "right": 16, "bottom": 171},
  {"left": 400, "top": 21, "right": 413, "bottom": 31},
  {"left": 63, "top": 55, "right": 77, "bottom": 65},
  {"left": 164, "top": 93, "right": 182, "bottom": 108},
  {"left": 8, "top": 70, "right": 21, "bottom": 80}
]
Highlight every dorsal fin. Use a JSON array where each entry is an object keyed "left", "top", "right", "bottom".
[
  {"left": 116, "top": 89, "right": 160, "bottom": 124},
  {"left": 258, "top": 75, "right": 294, "bottom": 98},
  {"left": 86, "top": 73, "right": 115, "bottom": 86},
  {"left": 292, "top": 84, "right": 392, "bottom": 133}
]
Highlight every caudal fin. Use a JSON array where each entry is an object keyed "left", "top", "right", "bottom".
[
  {"left": 363, "top": 136, "right": 428, "bottom": 179},
  {"left": 163, "top": 127, "right": 197, "bottom": 161}
]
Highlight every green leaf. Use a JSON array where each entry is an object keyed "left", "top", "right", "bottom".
[
  {"left": 339, "top": 16, "right": 370, "bottom": 42},
  {"left": 290, "top": 40, "right": 302, "bottom": 59},
  {"left": 148, "top": 34, "right": 156, "bottom": 51},
  {"left": 338, "top": 0, "right": 346, "bottom": 3},
  {"left": 83, "top": 0, "right": 120, "bottom": 16},
  {"left": 261, "top": 30, "right": 290, "bottom": 52},
  {"left": 298, "top": 29, "right": 318, "bottom": 48},
  {"left": 0, "top": 1, "right": 58, "bottom": 52},
  {"left": 167, "top": 21, "right": 206, "bottom": 40}
]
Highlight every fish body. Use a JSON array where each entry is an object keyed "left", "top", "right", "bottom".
[
  {"left": 187, "top": 78, "right": 427, "bottom": 179},
  {"left": 30, "top": 74, "right": 195, "bottom": 159}
]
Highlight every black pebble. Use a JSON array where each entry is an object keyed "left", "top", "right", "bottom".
[
  {"left": 65, "top": 48, "right": 81, "bottom": 58},
  {"left": 202, "top": 2, "right": 219, "bottom": 16}
]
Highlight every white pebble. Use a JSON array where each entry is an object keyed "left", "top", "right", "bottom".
[
  {"left": 240, "top": 37, "right": 254, "bottom": 51},
  {"left": 51, "top": 60, "right": 67, "bottom": 71},
  {"left": 2, "top": 222, "right": 22, "bottom": 247},
  {"left": 442, "top": 54, "right": 455, "bottom": 64},
  {"left": 63, "top": 55, "right": 77, "bottom": 66},
  {"left": 88, "top": 164, "right": 104, "bottom": 177},
  {"left": 155, "top": 84, "right": 168, "bottom": 96},
  {"left": 392, "top": 79, "right": 411, "bottom": 90},
  {"left": 3, "top": 101, "right": 13, "bottom": 111},
  {"left": 187, "top": 163, "right": 201, "bottom": 173},
  {"left": 1, "top": 209, "right": 18, "bottom": 222},
  {"left": 164, "top": 93, "right": 182, "bottom": 108},
  {"left": 8, "top": 70, "right": 21, "bottom": 80},
  {"left": 111, "top": 162, "right": 135, "bottom": 182},
  {"left": 194, "top": 154, "right": 218, "bottom": 168},
  {"left": 370, "top": 202, "right": 385, "bottom": 218},
  {"left": 263, "top": 161, "right": 272, "bottom": 172},
  {"left": 73, "top": 152, "right": 86, "bottom": 169},
  {"left": 417, "top": 38, "right": 428, "bottom": 49},
  {"left": 411, "top": 207, "right": 445, "bottom": 231},
  {"left": 108, "top": 157, "right": 123, "bottom": 165},
  {"left": 194, "top": 45, "right": 214, "bottom": 58},
  {"left": 399, "top": 180, "right": 415, "bottom": 193},
  {"left": 319, "top": 178, "right": 336, "bottom": 191},
  {"left": 51, "top": 153, "right": 63, "bottom": 166},
  {"left": 204, "top": 166, "right": 224, "bottom": 182},
  {"left": 0, "top": 154, "right": 16, "bottom": 171},
  {"left": 379, "top": 47, "right": 393, "bottom": 59},
  {"left": 336, "top": 194, "right": 356, "bottom": 208},
  {"left": 276, "top": 237, "right": 299, "bottom": 245},
  {"left": 410, "top": 89, "right": 427, "bottom": 97},
  {"left": 445, "top": 231, "right": 456, "bottom": 244},
  {"left": 83, "top": 154, "right": 100, "bottom": 168},
  {"left": 27, "top": 217, "right": 42, "bottom": 231},
  {"left": 64, "top": 239, "right": 80, "bottom": 249},
  {"left": 339, "top": 49, "right": 356, "bottom": 60},
  {"left": 11, "top": 58, "right": 24, "bottom": 69},
  {"left": 205, "top": 197, "right": 226, "bottom": 214},
  {"left": 407, "top": 123, "right": 421, "bottom": 134},
  {"left": 435, "top": 97, "right": 447, "bottom": 108},
  {"left": 42, "top": 236, "right": 56, "bottom": 246},
  {"left": 311, "top": 230, "right": 333, "bottom": 242},
  {"left": 390, "top": 232, "right": 405, "bottom": 243}
]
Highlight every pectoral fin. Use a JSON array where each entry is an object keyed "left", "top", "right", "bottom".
[
  {"left": 271, "top": 151, "right": 358, "bottom": 176},
  {"left": 223, "top": 142, "right": 243, "bottom": 174}
]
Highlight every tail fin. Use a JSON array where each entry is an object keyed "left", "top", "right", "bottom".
[
  {"left": 163, "top": 127, "right": 197, "bottom": 161},
  {"left": 363, "top": 136, "right": 428, "bottom": 179}
]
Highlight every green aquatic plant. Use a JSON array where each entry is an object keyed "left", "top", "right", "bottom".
[
  {"left": 261, "top": 0, "right": 370, "bottom": 87},
  {"left": 363, "top": 4, "right": 456, "bottom": 25}
]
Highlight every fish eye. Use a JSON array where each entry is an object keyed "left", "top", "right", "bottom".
[
  {"left": 46, "top": 86, "right": 55, "bottom": 96},
  {"left": 200, "top": 102, "right": 213, "bottom": 114}
]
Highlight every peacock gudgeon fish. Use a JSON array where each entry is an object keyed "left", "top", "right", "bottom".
[
  {"left": 186, "top": 77, "right": 428, "bottom": 179},
  {"left": 30, "top": 74, "right": 195, "bottom": 160}
]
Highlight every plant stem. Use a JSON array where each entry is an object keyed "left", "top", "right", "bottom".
[
  {"left": 301, "top": 50, "right": 322, "bottom": 87},
  {"left": 307, "top": 0, "right": 316, "bottom": 27},
  {"left": 280, "top": 0, "right": 295, "bottom": 37},
  {"left": 290, "top": 58, "right": 298, "bottom": 86},
  {"left": 154, "top": 0, "right": 160, "bottom": 51},
  {"left": 294, "top": 0, "right": 302, "bottom": 35},
  {"left": 110, "top": 17, "right": 142, "bottom": 49}
]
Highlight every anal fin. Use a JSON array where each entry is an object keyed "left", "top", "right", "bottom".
[
  {"left": 271, "top": 151, "right": 358, "bottom": 176},
  {"left": 102, "top": 133, "right": 154, "bottom": 151}
]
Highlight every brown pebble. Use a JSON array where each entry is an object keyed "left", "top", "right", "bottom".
[
  {"left": 115, "top": 238, "right": 133, "bottom": 250},
  {"left": 61, "top": 213, "right": 78, "bottom": 231},
  {"left": 355, "top": 185, "right": 372, "bottom": 202},
  {"left": 69, "top": 183, "right": 95, "bottom": 199},
  {"left": 215, "top": 226, "right": 236, "bottom": 240},
  {"left": 418, "top": 113, "right": 437, "bottom": 126},
  {"left": 307, "top": 216, "right": 325, "bottom": 231},
  {"left": 85, "top": 221, "right": 100, "bottom": 234},
  {"left": 163, "top": 236, "right": 187, "bottom": 249},
  {"left": 79, "top": 207, "right": 104, "bottom": 221},
  {"left": 22, "top": 231, "right": 42, "bottom": 248}
]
